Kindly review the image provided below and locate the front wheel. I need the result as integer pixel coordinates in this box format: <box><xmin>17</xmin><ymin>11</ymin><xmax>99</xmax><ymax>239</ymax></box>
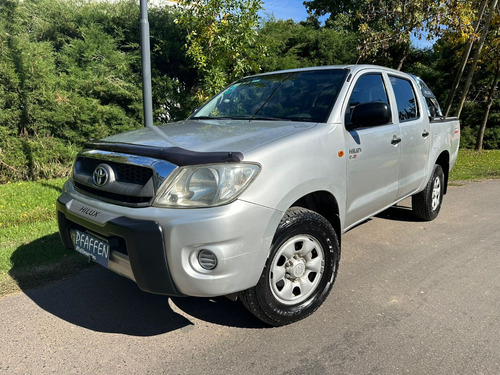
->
<box><xmin>239</xmin><ymin>207</ymin><xmax>340</xmax><ymax>326</ymax></box>
<box><xmin>412</xmin><ymin>164</ymin><xmax>444</xmax><ymax>221</ymax></box>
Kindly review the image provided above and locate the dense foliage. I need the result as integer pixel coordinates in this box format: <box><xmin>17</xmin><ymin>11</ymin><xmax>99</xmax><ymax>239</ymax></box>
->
<box><xmin>176</xmin><ymin>0</ymin><xmax>263</xmax><ymax>101</ymax></box>
<box><xmin>0</xmin><ymin>0</ymin><xmax>196</xmax><ymax>182</ymax></box>
<box><xmin>0</xmin><ymin>0</ymin><xmax>499</xmax><ymax>182</ymax></box>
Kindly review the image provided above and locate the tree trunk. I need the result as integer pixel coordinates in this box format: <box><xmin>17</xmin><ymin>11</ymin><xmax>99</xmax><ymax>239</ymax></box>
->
<box><xmin>397</xmin><ymin>42</ymin><xmax>409</xmax><ymax>71</ymax></box>
<box><xmin>475</xmin><ymin>61</ymin><xmax>500</xmax><ymax>151</ymax></box>
<box><xmin>455</xmin><ymin>0</ymin><xmax>498</xmax><ymax>118</ymax></box>
<box><xmin>444</xmin><ymin>0</ymin><xmax>488</xmax><ymax>116</ymax></box>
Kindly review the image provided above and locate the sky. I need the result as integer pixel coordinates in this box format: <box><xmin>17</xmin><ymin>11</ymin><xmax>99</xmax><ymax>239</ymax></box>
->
<box><xmin>260</xmin><ymin>0</ymin><xmax>309</xmax><ymax>22</ymax></box>
<box><xmin>259</xmin><ymin>0</ymin><xmax>434</xmax><ymax>49</ymax></box>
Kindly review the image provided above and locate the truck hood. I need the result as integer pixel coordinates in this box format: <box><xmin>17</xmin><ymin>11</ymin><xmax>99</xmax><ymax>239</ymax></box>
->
<box><xmin>103</xmin><ymin>119</ymin><xmax>318</xmax><ymax>154</ymax></box>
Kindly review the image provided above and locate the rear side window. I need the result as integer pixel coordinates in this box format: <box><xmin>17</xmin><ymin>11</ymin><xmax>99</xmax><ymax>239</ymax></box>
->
<box><xmin>415</xmin><ymin>76</ymin><xmax>443</xmax><ymax>118</ymax></box>
<box><xmin>346</xmin><ymin>73</ymin><xmax>388</xmax><ymax>126</ymax></box>
<box><xmin>389</xmin><ymin>76</ymin><xmax>418</xmax><ymax>122</ymax></box>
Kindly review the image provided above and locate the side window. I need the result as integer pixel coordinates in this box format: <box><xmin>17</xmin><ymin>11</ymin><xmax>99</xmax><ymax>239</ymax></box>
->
<box><xmin>346</xmin><ymin>74</ymin><xmax>388</xmax><ymax>126</ymax></box>
<box><xmin>389</xmin><ymin>76</ymin><xmax>418</xmax><ymax>121</ymax></box>
<box><xmin>425</xmin><ymin>97</ymin><xmax>440</xmax><ymax>118</ymax></box>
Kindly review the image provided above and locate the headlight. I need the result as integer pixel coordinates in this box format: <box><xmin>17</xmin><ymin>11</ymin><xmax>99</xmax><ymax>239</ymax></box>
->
<box><xmin>153</xmin><ymin>163</ymin><xmax>261</xmax><ymax>208</ymax></box>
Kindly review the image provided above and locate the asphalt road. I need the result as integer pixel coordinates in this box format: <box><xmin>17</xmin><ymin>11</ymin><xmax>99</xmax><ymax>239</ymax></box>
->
<box><xmin>1</xmin><ymin>180</ymin><xmax>499</xmax><ymax>374</ymax></box>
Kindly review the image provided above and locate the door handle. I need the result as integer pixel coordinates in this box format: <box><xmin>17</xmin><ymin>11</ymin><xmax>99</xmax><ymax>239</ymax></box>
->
<box><xmin>391</xmin><ymin>136</ymin><xmax>402</xmax><ymax>145</ymax></box>
<box><xmin>422</xmin><ymin>130</ymin><xmax>429</xmax><ymax>137</ymax></box>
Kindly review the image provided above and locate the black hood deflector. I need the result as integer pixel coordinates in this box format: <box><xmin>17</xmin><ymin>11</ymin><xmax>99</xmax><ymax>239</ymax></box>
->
<box><xmin>85</xmin><ymin>141</ymin><xmax>244</xmax><ymax>166</ymax></box>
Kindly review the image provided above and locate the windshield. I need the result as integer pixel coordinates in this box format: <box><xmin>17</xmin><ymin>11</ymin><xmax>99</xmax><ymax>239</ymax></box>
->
<box><xmin>192</xmin><ymin>69</ymin><xmax>348</xmax><ymax>123</ymax></box>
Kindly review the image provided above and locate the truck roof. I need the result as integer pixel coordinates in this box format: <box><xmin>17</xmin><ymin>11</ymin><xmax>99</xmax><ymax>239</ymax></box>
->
<box><xmin>246</xmin><ymin>64</ymin><xmax>407</xmax><ymax>78</ymax></box>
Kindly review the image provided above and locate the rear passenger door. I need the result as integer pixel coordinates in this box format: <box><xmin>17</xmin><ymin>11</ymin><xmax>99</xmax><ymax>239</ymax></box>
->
<box><xmin>388</xmin><ymin>75</ymin><xmax>431</xmax><ymax>198</ymax></box>
<box><xmin>343</xmin><ymin>72</ymin><xmax>401</xmax><ymax>229</ymax></box>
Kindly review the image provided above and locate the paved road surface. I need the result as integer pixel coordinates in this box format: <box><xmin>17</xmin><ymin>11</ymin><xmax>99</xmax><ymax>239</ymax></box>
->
<box><xmin>1</xmin><ymin>180</ymin><xmax>499</xmax><ymax>374</ymax></box>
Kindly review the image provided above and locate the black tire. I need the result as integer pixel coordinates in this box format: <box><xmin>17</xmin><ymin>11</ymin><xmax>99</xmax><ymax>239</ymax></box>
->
<box><xmin>412</xmin><ymin>164</ymin><xmax>444</xmax><ymax>221</ymax></box>
<box><xmin>239</xmin><ymin>207</ymin><xmax>340</xmax><ymax>326</ymax></box>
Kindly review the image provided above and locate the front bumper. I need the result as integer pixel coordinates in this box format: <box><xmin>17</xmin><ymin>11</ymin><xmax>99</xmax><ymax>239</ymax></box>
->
<box><xmin>57</xmin><ymin>183</ymin><xmax>281</xmax><ymax>297</ymax></box>
<box><xmin>57</xmin><ymin>193</ymin><xmax>180</xmax><ymax>295</ymax></box>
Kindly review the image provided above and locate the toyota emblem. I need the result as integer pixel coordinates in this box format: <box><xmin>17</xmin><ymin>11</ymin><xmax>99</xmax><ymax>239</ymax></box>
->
<box><xmin>93</xmin><ymin>164</ymin><xmax>113</xmax><ymax>187</ymax></box>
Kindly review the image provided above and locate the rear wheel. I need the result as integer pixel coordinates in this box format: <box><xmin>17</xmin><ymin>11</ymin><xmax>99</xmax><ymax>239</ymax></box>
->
<box><xmin>412</xmin><ymin>164</ymin><xmax>444</xmax><ymax>221</ymax></box>
<box><xmin>240</xmin><ymin>207</ymin><xmax>340</xmax><ymax>326</ymax></box>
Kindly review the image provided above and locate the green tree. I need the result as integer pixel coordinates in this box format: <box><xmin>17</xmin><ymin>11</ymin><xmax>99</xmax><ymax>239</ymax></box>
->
<box><xmin>454</xmin><ymin>0</ymin><xmax>498</xmax><ymax>118</ymax></box>
<box><xmin>1</xmin><ymin>0</ymin><xmax>61</xmax><ymax>138</ymax></box>
<box><xmin>256</xmin><ymin>19</ymin><xmax>358</xmax><ymax>71</ymax></box>
<box><xmin>0</xmin><ymin>0</ymin><xmax>68</xmax><ymax>180</ymax></box>
<box><xmin>358</xmin><ymin>0</ymin><xmax>477</xmax><ymax>70</ymax></box>
<box><xmin>176</xmin><ymin>0</ymin><xmax>263</xmax><ymax>102</ymax></box>
<box><xmin>304</xmin><ymin>0</ymin><xmax>365</xmax><ymax>30</ymax></box>
<box><xmin>306</xmin><ymin>0</ymin><xmax>477</xmax><ymax>71</ymax></box>
<box><xmin>0</xmin><ymin>0</ymin><xmax>147</xmax><ymax>181</ymax></box>
<box><xmin>148</xmin><ymin>5</ymin><xmax>199</xmax><ymax>121</ymax></box>
<box><xmin>474</xmin><ymin>12</ymin><xmax>500</xmax><ymax>151</ymax></box>
<box><xmin>444</xmin><ymin>0</ymin><xmax>489</xmax><ymax>116</ymax></box>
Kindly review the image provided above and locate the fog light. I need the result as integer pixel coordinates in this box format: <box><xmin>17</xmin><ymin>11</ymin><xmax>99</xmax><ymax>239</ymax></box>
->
<box><xmin>198</xmin><ymin>249</ymin><xmax>217</xmax><ymax>270</ymax></box>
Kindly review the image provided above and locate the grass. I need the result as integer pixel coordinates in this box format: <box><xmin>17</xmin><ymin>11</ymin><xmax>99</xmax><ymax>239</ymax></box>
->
<box><xmin>0</xmin><ymin>149</ymin><xmax>499</xmax><ymax>298</ymax></box>
<box><xmin>449</xmin><ymin>149</ymin><xmax>500</xmax><ymax>181</ymax></box>
<box><xmin>0</xmin><ymin>178</ymin><xmax>91</xmax><ymax>297</ymax></box>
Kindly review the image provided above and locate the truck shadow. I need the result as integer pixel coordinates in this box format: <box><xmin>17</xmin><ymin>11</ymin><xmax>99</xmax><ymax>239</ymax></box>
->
<box><xmin>11</xmin><ymin>236</ymin><xmax>265</xmax><ymax>336</ymax></box>
<box><xmin>39</xmin><ymin>180</ymin><xmax>63</xmax><ymax>193</ymax></box>
<box><xmin>346</xmin><ymin>203</ymin><xmax>423</xmax><ymax>233</ymax></box>
<box><xmin>11</xmin><ymin>201</ymin><xmax>423</xmax><ymax>336</ymax></box>
<box><xmin>376</xmin><ymin>204</ymin><xmax>424</xmax><ymax>222</ymax></box>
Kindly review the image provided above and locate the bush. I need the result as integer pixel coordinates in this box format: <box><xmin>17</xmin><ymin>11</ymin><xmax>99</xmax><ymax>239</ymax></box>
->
<box><xmin>459</xmin><ymin>126</ymin><xmax>477</xmax><ymax>149</ymax></box>
<box><xmin>459</xmin><ymin>100</ymin><xmax>500</xmax><ymax>150</ymax></box>
<box><xmin>0</xmin><ymin>131</ymin><xmax>78</xmax><ymax>183</ymax></box>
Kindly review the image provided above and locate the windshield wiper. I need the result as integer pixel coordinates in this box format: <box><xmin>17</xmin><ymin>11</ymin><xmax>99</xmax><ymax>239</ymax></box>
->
<box><xmin>284</xmin><ymin>115</ymin><xmax>316</xmax><ymax>122</ymax></box>
<box><xmin>250</xmin><ymin>116</ymin><xmax>285</xmax><ymax>121</ymax></box>
<box><xmin>191</xmin><ymin>116</ymin><xmax>253</xmax><ymax>120</ymax></box>
<box><xmin>191</xmin><ymin>116</ymin><xmax>218</xmax><ymax>120</ymax></box>
<box><xmin>192</xmin><ymin>115</ymin><xmax>287</xmax><ymax>121</ymax></box>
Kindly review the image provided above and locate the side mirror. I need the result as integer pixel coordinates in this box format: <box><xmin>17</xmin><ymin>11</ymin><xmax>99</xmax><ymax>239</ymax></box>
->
<box><xmin>350</xmin><ymin>102</ymin><xmax>391</xmax><ymax>129</ymax></box>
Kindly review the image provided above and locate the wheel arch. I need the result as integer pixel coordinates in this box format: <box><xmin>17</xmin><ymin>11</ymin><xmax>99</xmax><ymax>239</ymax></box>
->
<box><xmin>290</xmin><ymin>191</ymin><xmax>342</xmax><ymax>245</ymax></box>
<box><xmin>435</xmin><ymin>151</ymin><xmax>450</xmax><ymax>194</ymax></box>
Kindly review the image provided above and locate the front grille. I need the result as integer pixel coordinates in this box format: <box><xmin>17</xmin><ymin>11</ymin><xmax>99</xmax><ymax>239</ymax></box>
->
<box><xmin>75</xmin><ymin>157</ymin><xmax>153</xmax><ymax>185</ymax></box>
<box><xmin>73</xmin><ymin>156</ymin><xmax>156</xmax><ymax>207</ymax></box>
<box><xmin>74</xmin><ymin>182</ymin><xmax>153</xmax><ymax>206</ymax></box>
<box><xmin>71</xmin><ymin>149</ymin><xmax>177</xmax><ymax>208</ymax></box>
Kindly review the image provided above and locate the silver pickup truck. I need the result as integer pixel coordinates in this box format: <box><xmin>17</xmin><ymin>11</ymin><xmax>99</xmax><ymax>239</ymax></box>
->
<box><xmin>57</xmin><ymin>65</ymin><xmax>460</xmax><ymax>326</ymax></box>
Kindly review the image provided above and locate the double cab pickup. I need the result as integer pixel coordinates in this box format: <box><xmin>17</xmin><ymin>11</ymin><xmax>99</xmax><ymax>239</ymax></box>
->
<box><xmin>57</xmin><ymin>65</ymin><xmax>460</xmax><ymax>325</ymax></box>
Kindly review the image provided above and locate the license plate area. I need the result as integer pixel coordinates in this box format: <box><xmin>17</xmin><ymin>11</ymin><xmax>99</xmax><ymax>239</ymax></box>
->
<box><xmin>72</xmin><ymin>229</ymin><xmax>110</xmax><ymax>267</ymax></box>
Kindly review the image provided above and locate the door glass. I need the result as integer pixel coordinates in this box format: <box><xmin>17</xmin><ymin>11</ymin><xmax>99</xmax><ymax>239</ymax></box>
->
<box><xmin>346</xmin><ymin>74</ymin><xmax>388</xmax><ymax>126</ymax></box>
<box><xmin>389</xmin><ymin>76</ymin><xmax>419</xmax><ymax>122</ymax></box>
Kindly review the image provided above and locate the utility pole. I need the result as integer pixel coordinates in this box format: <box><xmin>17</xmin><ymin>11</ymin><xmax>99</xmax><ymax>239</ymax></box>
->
<box><xmin>138</xmin><ymin>0</ymin><xmax>179</xmax><ymax>145</ymax></box>
<box><xmin>140</xmin><ymin>0</ymin><xmax>154</xmax><ymax>128</ymax></box>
